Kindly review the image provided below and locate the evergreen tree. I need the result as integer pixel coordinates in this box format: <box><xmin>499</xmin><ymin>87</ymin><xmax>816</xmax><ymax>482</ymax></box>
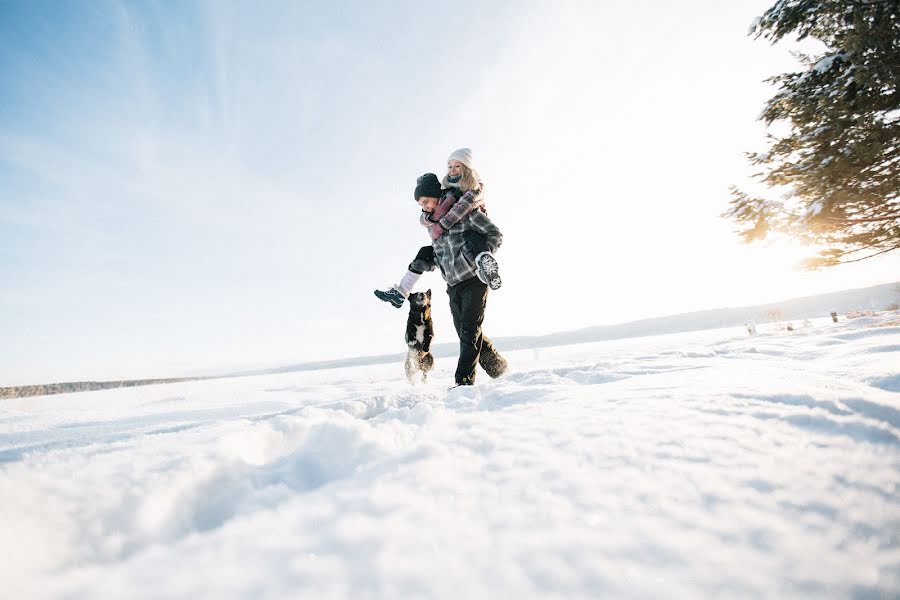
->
<box><xmin>725</xmin><ymin>0</ymin><xmax>900</xmax><ymax>268</ymax></box>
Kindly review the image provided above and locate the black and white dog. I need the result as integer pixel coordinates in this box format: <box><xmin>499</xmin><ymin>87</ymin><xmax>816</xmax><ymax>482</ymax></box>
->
<box><xmin>405</xmin><ymin>290</ymin><xmax>434</xmax><ymax>384</ymax></box>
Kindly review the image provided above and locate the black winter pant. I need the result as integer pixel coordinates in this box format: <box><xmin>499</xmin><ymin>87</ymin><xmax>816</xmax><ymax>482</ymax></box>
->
<box><xmin>447</xmin><ymin>276</ymin><xmax>506</xmax><ymax>385</ymax></box>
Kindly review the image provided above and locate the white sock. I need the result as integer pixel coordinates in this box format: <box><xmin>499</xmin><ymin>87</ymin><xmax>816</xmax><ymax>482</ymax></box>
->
<box><xmin>396</xmin><ymin>270</ymin><xmax>421</xmax><ymax>297</ymax></box>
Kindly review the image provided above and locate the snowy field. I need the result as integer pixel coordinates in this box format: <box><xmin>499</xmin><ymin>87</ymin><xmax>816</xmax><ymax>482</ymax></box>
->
<box><xmin>2</xmin><ymin>314</ymin><xmax>899</xmax><ymax>599</ymax></box>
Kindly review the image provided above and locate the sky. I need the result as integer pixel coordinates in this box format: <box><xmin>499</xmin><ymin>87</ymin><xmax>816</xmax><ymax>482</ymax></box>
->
<box><xmin>2</xmin><ymin>0</ymin><xmax>899</xmax><ymax>385</ymax></box>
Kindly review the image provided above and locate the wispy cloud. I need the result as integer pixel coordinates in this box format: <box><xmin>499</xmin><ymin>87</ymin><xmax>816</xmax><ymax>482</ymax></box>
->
<box><xmin>2</xmin><ymin>1</ymin><xmax>898</xmax><ymax>384</ymax></box>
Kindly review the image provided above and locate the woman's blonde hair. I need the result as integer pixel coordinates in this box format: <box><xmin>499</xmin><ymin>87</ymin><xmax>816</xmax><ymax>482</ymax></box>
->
<box><xmin>455</xmin><ymin>163</ymin><xmax>482</xmax><ymax>193</ymax></box>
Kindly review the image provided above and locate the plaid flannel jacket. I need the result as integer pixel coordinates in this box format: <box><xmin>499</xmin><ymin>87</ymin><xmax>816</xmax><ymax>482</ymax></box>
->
<box><xmin>419</xmin><ymin>186</ymin><xmax>486</xmax><ymax>231</ymax></box>
<box><xmin>432</xmin><ymin>210</ymin><xmax>502</xmax><ymax>287</ymax></box>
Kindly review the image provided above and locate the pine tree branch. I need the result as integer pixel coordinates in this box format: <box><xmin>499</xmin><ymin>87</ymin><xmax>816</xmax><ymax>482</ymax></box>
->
<box><xmin>832</xmin><ymin>244</ymin><xmax>900</xmax><ymax>265</ymax></box>
<box><xmin>823</xmin><ymin>213</ymin><xmax>900</xmax><ymax>223</ymax></box>
<box><xmin>838</xmin><ymin>245</ymin><xmax>879</xmax><ymax>257</ymax></box>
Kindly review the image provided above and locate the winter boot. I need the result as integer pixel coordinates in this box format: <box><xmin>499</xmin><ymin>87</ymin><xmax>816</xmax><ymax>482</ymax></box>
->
<box><xmin>481</xmin><ymin>352</ymin><xmax>508</xmax><ymax>379</ymax></box>
<box><xmin>475</xmin><ymin>252</ymin><xmax>501</xmax><ymax>290</ymax></box>
<box><xmin>374</xmin><ymin>287</ymin><xmax>405</xmax><ymax>308</ymax></box>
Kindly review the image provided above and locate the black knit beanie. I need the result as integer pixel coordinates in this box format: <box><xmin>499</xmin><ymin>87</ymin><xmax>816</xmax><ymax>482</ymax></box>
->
<box><xmin>414</xmin><ymin>173</ymin><xmax>442</xmax><ymax>201</ymax></box>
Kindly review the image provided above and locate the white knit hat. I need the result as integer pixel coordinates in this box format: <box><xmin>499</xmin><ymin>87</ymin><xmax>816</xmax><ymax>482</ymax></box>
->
<box><xmin>447</xmin><ymin>147</ymin><xmax>474</xmax><ymax>169</ymax></box>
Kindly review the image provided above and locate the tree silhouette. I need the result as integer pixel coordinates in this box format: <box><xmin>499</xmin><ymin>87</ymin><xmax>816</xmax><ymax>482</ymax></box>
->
<box><xmin>725</xmin><ymin>0</ymin><xmax>900</xmax><ymax>268</ymax></box>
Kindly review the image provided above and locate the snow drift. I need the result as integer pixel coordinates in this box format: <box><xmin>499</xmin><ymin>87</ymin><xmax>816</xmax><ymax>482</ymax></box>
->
<box><xmin>1</xmin><ymin>314</ymin><xmax>898</xmax><ymax>599</ymax></box>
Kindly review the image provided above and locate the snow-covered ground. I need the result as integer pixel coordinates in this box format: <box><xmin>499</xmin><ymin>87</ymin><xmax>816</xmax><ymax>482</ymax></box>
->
<box><xmin>2</xmin><ymin>314</ymin><xmax>899</xmax><ymax>599</ymax></box>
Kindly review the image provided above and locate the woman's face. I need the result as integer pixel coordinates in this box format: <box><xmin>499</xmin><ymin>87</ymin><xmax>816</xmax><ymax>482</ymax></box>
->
<box><xmin>418</xmin><ymin>196</ymin><xmax>439</xmax><ymax>212</ymax></box>
<box><xmin>447</xmin><ymin>160</ymin><xmax>464</xmax><ymax>179</ymax></box>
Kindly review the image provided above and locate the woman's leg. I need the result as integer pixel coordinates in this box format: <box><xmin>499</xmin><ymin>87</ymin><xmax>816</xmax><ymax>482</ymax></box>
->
<box><xmin>463</xmin><ymin>232</ymin><xmax>490</xmax><ymax>258</ymax></box>
<box><xmin>408</xmin><ymin>245</ymin><xmax>436</xmax><ymax>275</ymax></box>
<box><xmin>464</xmin><ymin>233</ymin><xmax>501</xmax><ymax>290</ymax></box>
<box><xmin>397</xmin><ymin>246</ymin><xmax>436</xmax><ymax>296</ymax></box>
<box><xmin>375</xmin><ymin>246</ymin><xmax>436</xmax><ymax>307</ymax></box>
<box><xmin>395</xmin><ymin>270</ymin><xmax>420</xmax><ymax>297</ymax></box>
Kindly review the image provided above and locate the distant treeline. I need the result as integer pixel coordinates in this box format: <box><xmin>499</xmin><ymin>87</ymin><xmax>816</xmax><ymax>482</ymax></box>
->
<box><xmin>4</xmin><ymin>281</ymin><xmax>897</xmax><ymax>401</ymax></box>
<box><xmin>0</xmin><ymin>378</ymin><xmax>202</xmax><ymax>400</ymax></box>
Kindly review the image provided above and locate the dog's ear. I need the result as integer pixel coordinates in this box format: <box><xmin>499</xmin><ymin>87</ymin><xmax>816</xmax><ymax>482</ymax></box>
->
<box><xmin>426</xmin><ymin>289</ymin><xmax>432</xmax><ymax>298</ymax></box>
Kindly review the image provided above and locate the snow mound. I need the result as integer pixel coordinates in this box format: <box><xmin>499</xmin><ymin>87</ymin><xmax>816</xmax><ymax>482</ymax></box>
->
<box><xmin>1</xmin><ymin>315</ymin><xmax>898</xmax><ymax>599</ymax></box>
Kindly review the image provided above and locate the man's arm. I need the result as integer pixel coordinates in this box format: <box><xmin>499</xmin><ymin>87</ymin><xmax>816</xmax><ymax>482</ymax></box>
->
<box><xmin>467</xmin><ymin>210</ymin><xmax>502</xmax><ymax>253</ymax></box>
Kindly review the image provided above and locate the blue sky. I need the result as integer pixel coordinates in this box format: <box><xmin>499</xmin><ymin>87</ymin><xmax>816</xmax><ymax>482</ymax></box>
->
<box><xmin>2</xmin><ymin>0</ymin><xmax>898</xmax><ymax>385</ymax></box>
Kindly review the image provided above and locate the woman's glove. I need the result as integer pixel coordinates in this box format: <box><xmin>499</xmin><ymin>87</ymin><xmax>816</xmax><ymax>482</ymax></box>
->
<box><xmin>429</xmin><ymin>223</ymin><xmax>446</xmax><ymax>240</ymax></box>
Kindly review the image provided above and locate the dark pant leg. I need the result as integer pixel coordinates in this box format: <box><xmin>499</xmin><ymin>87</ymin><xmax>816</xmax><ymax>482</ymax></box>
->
<box><xmin>478</xmin><ymin>335</ymin><xmax>507</xmax><ymax>378</ymax></box>
<box><xmin>463</xmin><ymin>232</ymin><xmax>490</xmax><ymax>260</ymax></box>
<box><xmin>408</xmin><ymin>245</ymin><xmax>436</xmax><ymax>275</ymax></box>
<box><xmin>448</xmin><ymin>281</ymin><xmax>466</xmax><ymax>357</ymax></box>
<box><xmin>447</xmin><ymin>277</ymin><xmax>489</xmax><ymax>385</ymax></box>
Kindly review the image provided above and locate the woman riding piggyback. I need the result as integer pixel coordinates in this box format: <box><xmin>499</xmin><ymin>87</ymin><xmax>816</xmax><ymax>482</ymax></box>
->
<box><xmin>374</xmin><ymin>148</ymin><xmax>502</xmax><ymax>308</ymax></box>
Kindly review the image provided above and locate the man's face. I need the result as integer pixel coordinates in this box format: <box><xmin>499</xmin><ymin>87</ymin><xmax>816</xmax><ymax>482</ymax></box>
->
<box><xmin>447</xmin><ymin>160</ymin><xmax>464</xmax><ymax>178</ymax></box>
<box><xmin>418</xmin><ymin>196</ymin><xmax>439</xmax><ymax>212</ymax></box>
